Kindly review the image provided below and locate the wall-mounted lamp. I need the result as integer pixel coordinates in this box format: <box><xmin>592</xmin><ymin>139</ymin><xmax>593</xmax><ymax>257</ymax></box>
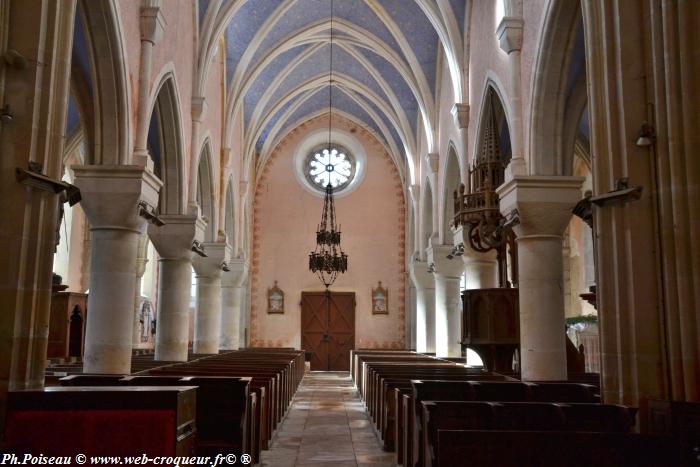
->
<box><xmin>447</xmin><ymin>243</ymin><xmax>465</xmax><ymax>260</ymax></box>
<box><xmin>191</xmin><ymin>240</ymin><xmax>207</xmax><ymax>257</ymax></box>
<box><xmin>3</xmin><ymin>49</ymin><xmax>28</xmax><ymax>69</ymax></box>
<box><xmin>1</xmin><ymin>105</ymin><xmax>13</xmax><ymax>123</ymax></box>
<box><xmin>636</xmin><ymin>121</ymin><xmax>656</xmax><ymax>147</ymax></box>
<box><xmin>138</xmin><ymin>201</ymin><xmax>165</xmax><ymax>226</ymax></box>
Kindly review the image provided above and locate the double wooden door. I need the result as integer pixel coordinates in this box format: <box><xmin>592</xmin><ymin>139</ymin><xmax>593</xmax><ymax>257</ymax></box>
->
<box><xmin>301</xmin><ymin>292</ymin><xmax>355</xmax><ymax>371</ymax></box>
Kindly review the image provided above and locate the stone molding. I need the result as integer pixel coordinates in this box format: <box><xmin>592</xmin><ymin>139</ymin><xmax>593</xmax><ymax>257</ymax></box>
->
<box><xmin>409</xmin><ymin>259</ymin><xmax>435</xmax><ymax>290</ymax></box>
<box><xmin>497</xmin><ymin>175</ymin><xmax>585</xmax><ymax>237</ymax></box>
<box><xmin>426</xmin><ymin>152</ymin><xmax>440</xmax><ymax>174</ymax></box>
<box><xmin>496</xmin><ymin>16</ymin><xmax>524</xmax><ymax>54</ymax></box>
<box><xmin>427</xmin><ymin>244</ymin><xmax>465</xmax><ymax>278</ymax></box>
<box><xmin>140</xmin><ymin>5</ymin><xmax>166</xmax><ymax>44</ymax></box>
<box><xmin>451</xmin><ymin>103</ymin><xmax>470</xmax><ymax>129</ymax></box>
<box><xmin>148</xmin><ymin>214</ymin><xmax>206</xmax><ymax>260</ymax></box>
<box><xmin>221</xmin><ymin>258</ymin><xmax>249</xmax><ymax>287</ymax></box>
<box><xmin>72</xmin><ymin>165</ymin><xmax>162</xmax><ymax>232</ymax></box>
<box><xmin>193</xmin><ymin>241</ymin><xmax>231</xmax><ymax>277</ymax></box>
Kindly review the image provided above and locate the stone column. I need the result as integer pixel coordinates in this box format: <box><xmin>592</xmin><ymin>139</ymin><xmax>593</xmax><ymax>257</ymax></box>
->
<box><xmin>220</xmin><ymin>259</ymin><xmax>248</xmax><ymax>350</ymax></box>
<box><xmin>133</xmin><ymin>2</ymin><xmax>165</xmax><ymax>160</ymax></box>
<box><xmin>148</xmin><ymin>214</ymin><xmax>205</xmax><ymax>361</ymax></box>
<box><xmin>498</xmin><ymin>175</ymin><xmax>584</xmax><ymax>381</ymax></box>
<box><xmin>0</xmin><ymin>0</ymin><xmax>76</xmax><ymax>435</ymax></box>
<box><xmin>451</xmin><ymin>103</ymin><xmax>470</xmax><ymax>188</ymax></box>
<box><xmin>410</xmin><ymin>259</ymin><xmax>436</xmax><ymax>353</ymax></box>
<box><xmin>583</xmin><ymin>0</ymin><xmax>700</xmax><ymax>405</ymax></box>
<box><xmin>453</xmin><ymin>226</ymin><xmax>499</xmax><ymax>289</ymax></box>
<box><xmin>496</xmin><ymin>15</ymin><xmax>527</xmax><ymax>178</ymax></box>
<box><xmin>192</xmin><ymin>242</ymin><xmax>230</xmax><ymax>354</ymax></box>
<box><xmin>73</xmin><ymin>165</ymin><xmax>162</xmax><ymax>374</ymax></box>
<box><xmin>428</xmin><ymin>244</ymin><xmax>466</xmax><ymax>357</ymax></box>
<box><xmin>132</xmin><ymin>234</ymin><xmax>149</xmax><ymax>347</ymax></box>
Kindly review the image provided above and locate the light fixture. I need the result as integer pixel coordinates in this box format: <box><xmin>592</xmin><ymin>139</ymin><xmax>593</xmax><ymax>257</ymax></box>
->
<box><xmin>1</xmin><ymin>105</ymin><xmax>13</xmax><ymax>123</ymax></box>
<box><xmin>308</xmin><ymin>0</ymin><xmax>348</xmax><ymax>289</ymax></box>
<box><xmin>636</xmin><ymin>121</ymin><xmax>656</xmax><ymax>147</ymax></box>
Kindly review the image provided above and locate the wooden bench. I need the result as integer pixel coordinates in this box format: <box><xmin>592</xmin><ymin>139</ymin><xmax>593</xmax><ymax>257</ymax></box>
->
<box><xmin>436</xmin><ymin>430</ymin><xmax>677</xmax><ymax>467</ymax></box>
<box><xmin>141</xmin><ymin>349</ymin><xmax>303</xmax><ymax>462</ymax></box>
<box><xmin>410</xmin><ymin>380</ymin><xmax>600</xmax><ymax>467</ymax></box>
<box><xmin>3</xmin><ymin>386</ymin><xmax>197</xmax><ymax>456</ymax></box>
<box><xmin>421</xmin><ymin>401</ymin><xmax>637</xmax><ymax>467</ymax></box>
<box><xmin>60</xmin><ymin>375</ymin><xmax>251</xmax><ymax>456</ymax></box>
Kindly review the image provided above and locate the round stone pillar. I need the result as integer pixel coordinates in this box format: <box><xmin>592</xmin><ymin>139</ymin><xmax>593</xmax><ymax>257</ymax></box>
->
<box><xmin>192</xmin><ymin>242</ymin><xmax>230</xmax><ymax>354</ymax></box>
<box><xmin>410</xmin><ymin>260</ymin><xmax>436</xmax><ymax>353</ymax></box>
<box><xmin>155</xmin><ymin>258</ymin><xmax>192</xmax><ymax>360</ymax></box>
<box><xmin>517</xmin><ymin>234</ymin><xmax>567</xmax><ymax>380</ymax></box>
<box><xmin>454</xmin><ymin>226</ymin><xmax>499</xmax><ymax>289</ymax></box>
<box><xmin>220</xmin><ymin>260</ymin><xmax>248</xmax><ymax>350</ymax></box>
<box><xmin>73</xmin><ymin>165</ymin><xmax>162</xmax><ymax>374</ymax></box>
<box><xmin>497</xmin><ymin>175</ymin><xmax>585</xmax><ymax>381</ymax></box>
<box><xmin>194</xmin><ymin>275</ymin><xmax>222</xmax><ymax>354</ymax></box>
<box><xmin>428</xmin><ymin>244</ymin><xmax>466</xmax><ymax>357</ymax></box>
<box><xmin>132</xmin><ymin>234</ymin><xmax>149</xmax><ymax>347</ymax></box>
<box><xmin>148</xmin><ymin>214</ymin><xmax>206</xmax><ymax>361</ymax></box>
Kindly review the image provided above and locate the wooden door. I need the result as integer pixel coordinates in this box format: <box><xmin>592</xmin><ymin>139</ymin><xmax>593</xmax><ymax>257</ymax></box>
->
<box><xmin>301</xmin><ymin>292</ymin><xmax>355</xmax><ymax>371</ymax></box>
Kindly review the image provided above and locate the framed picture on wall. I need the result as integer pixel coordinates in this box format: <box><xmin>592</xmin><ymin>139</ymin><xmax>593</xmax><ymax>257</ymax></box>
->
<box><xmin>372</xmin><ymin>281</ymin><xmax>388</xmax><ymax>314</ymax></box>
<box><xmin>267</xmin><ymin>281</ymin><xmax>284</xmax><ymax>314</ymax></box>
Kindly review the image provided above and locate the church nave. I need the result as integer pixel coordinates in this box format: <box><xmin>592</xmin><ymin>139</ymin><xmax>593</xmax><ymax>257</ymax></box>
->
<box><xmin>261</xmin><ymin>372</ymin><xmax>393</xmax><ymax>467</ymax></box>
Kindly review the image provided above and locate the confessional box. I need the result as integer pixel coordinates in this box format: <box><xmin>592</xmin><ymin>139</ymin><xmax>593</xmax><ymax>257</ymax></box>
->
<box><xmin>3</xmin><ymin>386</ymin><xmax>197</xmax><ymax>456</ymax></box>
<box><xmin>48</xmin><ymin>292</ymin><xmax>88</xmax><ymax>359</ymax></box>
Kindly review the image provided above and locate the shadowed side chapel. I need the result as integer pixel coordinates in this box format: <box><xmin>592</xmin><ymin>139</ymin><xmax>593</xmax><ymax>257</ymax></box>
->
<box><xmin>0</xmin><ymin>0</ymin><xmax>698</xmax><ymax>466</ymax></box>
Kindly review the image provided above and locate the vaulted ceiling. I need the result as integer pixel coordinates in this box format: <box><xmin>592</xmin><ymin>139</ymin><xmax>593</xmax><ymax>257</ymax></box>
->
<box><xmin>198</xmin><ymin>0</ymin><xmax>468</xmax><ymax>183</ymax></box>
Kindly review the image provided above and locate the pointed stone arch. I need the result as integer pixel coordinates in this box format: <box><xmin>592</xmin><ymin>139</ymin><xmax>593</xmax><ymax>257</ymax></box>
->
<box><xmin>224</xmin><ymin>179</ymin><xmax>236</xmax><ymax>250</ymax></box>
<box><xmin>197</xmin><ymin>140</ymin><xmax>216</xmax><ymax>242</ymax></box>
<box><xmin>441</xmin><ymin>142</ymin><xmax>462</xmax><ymax>244</ymax></box>
<box><xmin>473</xmin><ymin>82</ymin><xmax>513</xmax><ymax>170</ymax></box>
<box><xmin>77</xmin><ymin>0</ymin><xmax>131</xmax><ymax>165</ymax></box>
<box><xmin>529</xmin><ymin>0</ymin><xmax>585</xmax><ymax>175</ymax></box>
<box><xmin>421</xmin><ymin>176</ymin><xmax>435</xmax><ymax>258</ymax></box>
<box><xmin>146</xmin><ymin>72</ymin><xmax>185</xmax><ymax>215</ymax></box>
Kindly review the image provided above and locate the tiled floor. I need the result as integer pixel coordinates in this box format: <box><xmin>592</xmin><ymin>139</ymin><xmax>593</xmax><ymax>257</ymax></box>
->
<box><xmin>260</xmin><ymin>372</ymin><xmax>395</xmax><ymax>467</ymax></box>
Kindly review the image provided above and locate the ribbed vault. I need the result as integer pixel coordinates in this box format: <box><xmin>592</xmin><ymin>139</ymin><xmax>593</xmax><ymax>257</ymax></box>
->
<box><xmin>196</xmin><ymin>0</ymin><xmax>468</xmax><ymax>185</ymax></box>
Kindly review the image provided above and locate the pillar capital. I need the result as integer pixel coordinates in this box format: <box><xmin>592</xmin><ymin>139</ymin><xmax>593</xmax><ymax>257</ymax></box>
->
<box><xmin>409</xmin><ymin>259</ymin><xmax>434</xmax><ymax>290</ymax></box>
<box><xmin>496</xmin><ymin>16</ymin><xmax>524</xmax><ymax>54</ymax></box>
<box><xmin>451</xmin><ymin>103</ymin><xmax>470</xmax><ymax>129</ymax></box>
<box><xmin>425</xmin><ymin>153</ymin><xmax>440</xmax><ymax>174</ymax></box>
<box><xmin>497</xmin><ymin>175</ymin><xmax>584</xmax><ymax>237</ymax></box>
<box><xmin>192</xmin><ymin>241</ymin><xmax>231</xmax><ymax>277</ymax></box>
<box><xmin>221</xmin><ymin>258</ymin><xmax>249</xmax><ymax>287</ymax></box>
<box><xmin>191</xmin><ymin>96</ymin><xmax>208</xmax><ymax>122</ymax></box>
<box><xmin>148</xmin><ymin>214</ymin><xmax>206</xmax><ymax>260</ymax></box>
<box><xmin>140</xmin><ymin>5</ymin><xmax>166</xmax><ymax>44</ymax></box>
<box><xmin>427</xmin><ymin>244</ymin><xmax>465</xmax><ymax>278</ymax></box>
<box><xmin>72</xmin><ymin>165</ymin><xmax>162</xmax><ymax>232</ymax></box>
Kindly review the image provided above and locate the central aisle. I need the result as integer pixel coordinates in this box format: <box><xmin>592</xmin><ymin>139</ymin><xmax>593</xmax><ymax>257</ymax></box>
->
<box><xmin>260</xmin><ymin>372</ymin><xmax>395</xmax><ymax>467</ymax></box>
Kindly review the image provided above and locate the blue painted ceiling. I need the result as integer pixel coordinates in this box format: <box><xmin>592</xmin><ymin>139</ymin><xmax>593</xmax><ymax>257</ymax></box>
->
<box><xmin>203</xmin><ymin>0</ymin><xmax>455</xmax><ymax>160</ymax></box>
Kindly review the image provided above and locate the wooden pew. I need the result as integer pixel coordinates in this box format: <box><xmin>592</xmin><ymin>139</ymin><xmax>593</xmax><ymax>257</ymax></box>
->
<box><xmin>410</xmin><ymin>380</ymin><xmax>600</xmax><ymax>467</ymax></box>
<box><xmin>140</xmin><ymin>348</ymin><xmax>304</xmax><ymax>459</ymax></box>
<box><xmin>421</xmin><ymin>401</ymin><xmax>637</xmax><ymax>467</ymax></box>
<box><xmin>3</xmin><ymin>386</ymin><xmax>197</xmax><ymax>456</ymax></box>
<box><xmin>58</xmin><ymin>374</ymin><xmax>252</xmax><ymax>457</ymax></box>
<box><xmin>436</xmin><ymin>430</ymin><xmax>678</xmax><ymax>467</ymax></box>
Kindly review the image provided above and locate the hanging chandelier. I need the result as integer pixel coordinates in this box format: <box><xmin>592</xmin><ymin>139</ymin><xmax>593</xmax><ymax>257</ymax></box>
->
<box><xmin>308</xmin><ymin>0</ymin><xmax>348</xmax><ymax>289</ymax></box>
